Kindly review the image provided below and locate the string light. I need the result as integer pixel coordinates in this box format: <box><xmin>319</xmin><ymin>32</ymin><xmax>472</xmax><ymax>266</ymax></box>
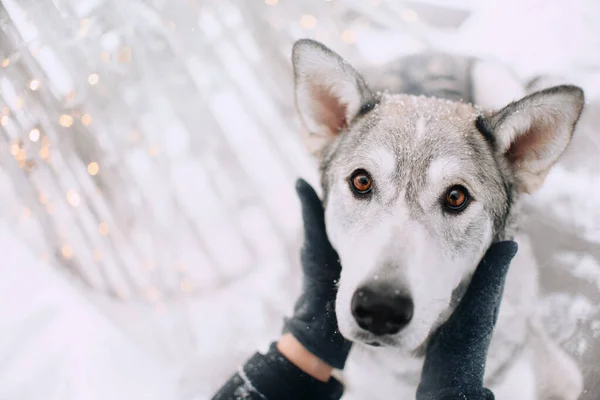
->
<box><xmin>60</xmin><ymin>244</ymin><xmax>73</xmax><ymax>259</ymax></box>
<box><xmin>65</xmin><ymin>90</ymin><xmax>77</xmax><ymax>101</ymax></box>
<box><xmin>401</xmin><ymin>8</ymin><xmax>419</xmax><ymax>23</ymax></box>
<box><xmin>24</xmin><ymin>159</ymin><xmax>36</xmax><ymax>171</ymax></box>
<box><xmin>185</xmin><ymin>0</ymin><xmax>199</xmax><ymax>9</ymax></box>
<box><xmin>92</xmin><ymin>249</ymin><xmax>103</xmax><ymax>262</ymax></box>
<box><xmin>341</xmin><ymin>29</ymin><xmax>356</xmax><ymax>43</ymax></box>
<box><xmin>128</xmin><ymin>130</ymin><xmax>140</xmax><ymax>143</ymax></box>
<box><xmin>168</xmin><ymin>21</ymin><xmax>176</xmax><ymax>31</ymax></box>
<box><xmin>87</xmin><ymin>161</ymin><xmax>99</xmax><ymax>175</ymax></box>
<box><xmin>15</xmin><ymin>97</ymin><xmax>24</xmax><ymax>109</ymax></box>
<box><xmin>143</xmin><ymin>260</ymin><xmax>155</xmax><ymax>271</ymax></box>
<box><xmin>98</xmin><ymin>222</ymin><xmax>109</xmax><ymax>236</ymax></box>
<box><xmin>115</xmin><ymin>287</ymin><xmax>129</xmax><ymax>300</ymax></box>
<box><xmin>15</xmin><ymin>149</ymin><xmax>26</xmax><ymax>161</ymax></box>
<box><xmin>29</xmin><ymin>128</ymin><xmax>40</xmax><ymax>142</ymax></box>
<box><xmin>2</xmin><ymin>107</ymin><xmax>9</xmax><ymax>116</ymax></box>
<box><xmin>46</xmin><ymin>203</ymin><xmax>55</xmax><ymax>214</ymax></box>
<box><xmin>180</xmin><ymin>277</ymin><xmax>194</xmax><ymax>293</ymax></box>
<box><xmin>148</xmin><ymin>145</ymin><xmax>160</xmax><ymax>157</ymax></box>
<box><xmin>59</xmin><ymin>114</ymin><xmax>74</xmax><ymax>127</ymax></box>
<box><xmin>117</xmin><ymin>47</ymin><xmax>131</xmax><ymax>63</ymax></box>
<box><xmin>300</xmin><ymin>14</ymin><xmax>317</xmax><ymax>29</ymax></box>
<box><xmin>29</xmin><ymin>79</ymin><xmax>41</xmax><ymax>90</ymax></box>
<box><xmin>88</xmin><ymin>73</ymin><xmax>99</xmax><ymax>85</ymax></box>
<box><xmin>144</xmin><ymin>286</ymin><xmax>162</xmax><ymax>302</ymax></box>
<box><xmin>66</xmin><ymin>189</ymin><xmax>81</xmax><ymax>206</ymax></box>
<box><xmin>0</xmin><ymin>1</ymin><xmax>415</xmax><ymax>304</ymax></box>
<box><xmin>81</xmin><ymin>113</ymin><xmax>92</xmax><ymax>125</ymax></box>
<box><xmin>39</xmin><ymin>146</ymin><xmax>50</xmax><ymax>159</ymax></box>
<box><xmin>22</xmin><ymin>207</ymin><xmax>31</xmax><ymax>219</ymax></box>
<box><xmin>173</xmin><ymin>261</ymin><xmax>186</xmax><ymax>272</ymax></box>
<box><xmin>79</xmin><ymin>19</ymin><xmax>90</xmax><ymax>37</ymax></box>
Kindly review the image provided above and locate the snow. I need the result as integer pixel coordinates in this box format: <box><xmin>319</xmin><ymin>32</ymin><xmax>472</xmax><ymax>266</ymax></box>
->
<box><xmin>0</xmin><ymin>225</ymin><xmax>179</xmax><ymax>400</ymax></box>
<box><xmin>2</xmin><ymin>0</ymin><xmax>600</xmax><ymax>399</ymax></box>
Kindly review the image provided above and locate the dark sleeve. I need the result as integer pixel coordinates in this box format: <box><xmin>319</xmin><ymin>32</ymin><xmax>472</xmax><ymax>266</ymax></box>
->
<box><xmin>418</xmin><ymin>387</ymin><xmax>495</xmax><ymax>400</ymax></box>
<box><xmin>211</xmin><ymin>342</ymin><xmax>344</xmax><ymax>400</ymax></box>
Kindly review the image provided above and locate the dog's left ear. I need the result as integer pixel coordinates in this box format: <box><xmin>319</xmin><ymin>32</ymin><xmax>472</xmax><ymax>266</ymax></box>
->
<box><xmin>292</xmin><ymin>39</ymin><xmax>376</xmax><ymax>156</ymax></box>
<box><xmin>479</xmin><ymin>85</ymin><xmax>584</xmax><ymax>193</ymax></box>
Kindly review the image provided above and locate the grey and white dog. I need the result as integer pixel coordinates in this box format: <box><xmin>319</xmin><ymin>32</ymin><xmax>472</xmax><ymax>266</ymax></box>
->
<box><xmin>291</xmin><ymin>39</ymin><xmax>585</xmax><ymax>400</ymax></box>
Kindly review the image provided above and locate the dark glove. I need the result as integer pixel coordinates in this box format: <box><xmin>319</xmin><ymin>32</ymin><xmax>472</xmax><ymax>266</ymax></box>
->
<box><xmin>282</xmin><ymin>179</ymin><xmax>352</xmax><ymax>370</ymax></box>
<box><xmin>417</xmin><ymin>241</ymin><xmax>519</xmax><ymax>400</ymax></box>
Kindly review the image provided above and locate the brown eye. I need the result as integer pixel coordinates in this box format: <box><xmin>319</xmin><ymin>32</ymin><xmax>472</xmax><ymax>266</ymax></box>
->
<box><xmin>444</xmin><ymin>185</ymin><xmax>470</xmax><ymax>212</ymax></box>
<box><xmin>350</xmin><ymin>170</ymin><xmax>372</xmax><ymax>194</ymax></box>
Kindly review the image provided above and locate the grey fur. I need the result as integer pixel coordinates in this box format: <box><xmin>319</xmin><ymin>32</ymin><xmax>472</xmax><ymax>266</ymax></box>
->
<box><xmin>292</xmin><ymin>39</ymin><xmax>585</xmax><ymax>400</ymax></box>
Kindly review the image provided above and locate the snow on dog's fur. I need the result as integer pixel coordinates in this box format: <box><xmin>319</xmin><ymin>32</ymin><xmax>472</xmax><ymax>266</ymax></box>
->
<box><xmin>292</xmin><ymin>39</ymin><xmax>585</xmax><ymax>400</ymax></box>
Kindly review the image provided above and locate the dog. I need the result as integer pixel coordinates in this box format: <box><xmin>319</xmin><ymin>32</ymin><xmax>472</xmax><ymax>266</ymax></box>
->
<box><xmin>291</xmin><ymin>39</ymin><xmax>585</xmax><ymax>400</ymax></box>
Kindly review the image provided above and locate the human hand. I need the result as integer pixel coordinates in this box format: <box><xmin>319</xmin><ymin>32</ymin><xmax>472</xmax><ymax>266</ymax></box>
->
<box><xmin>417</xmin><ymin>241</ymin><xmax>518</xmax><ymax>399</ymax></box>
<box><xmin>280</xmin><ymin>179</ymin><xmax>352</xmax><ymax>375</ymax></box>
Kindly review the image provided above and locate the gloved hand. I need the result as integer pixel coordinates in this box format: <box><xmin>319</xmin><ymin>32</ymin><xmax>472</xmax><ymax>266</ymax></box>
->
<box><xmin>282</xmin><ymin>179</ymin><xmax>352</xmax><ymax>370</ymax></box>
<box><xmin>417</xmin><ymin>241</ymin><xmax>519</xmax><ymax>400</ymax></box>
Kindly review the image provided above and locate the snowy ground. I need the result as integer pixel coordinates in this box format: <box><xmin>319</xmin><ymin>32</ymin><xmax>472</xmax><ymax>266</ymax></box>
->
<box><xmin>1</xmin><ymin>0</ymin><xmax>600</xmax><ymax>399</ymax></box>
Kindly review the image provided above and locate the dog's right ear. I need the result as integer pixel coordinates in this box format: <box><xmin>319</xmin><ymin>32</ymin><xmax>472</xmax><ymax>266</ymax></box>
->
<box><xmin>478</xmin><ymin>85</ymin><xmax>584</xmax><ymax>194</ymax></box>
<box><xmin>292</xmin><ymin>39</ymin><xmax>376</xmax><ymax>156</ymax></box>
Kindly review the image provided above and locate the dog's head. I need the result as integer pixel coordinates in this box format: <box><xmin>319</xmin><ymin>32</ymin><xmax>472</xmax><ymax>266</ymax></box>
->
<box><xmin>292</xmin><ymin>39</ymin><xmax>584</xmax><ymax>352</ymax></box>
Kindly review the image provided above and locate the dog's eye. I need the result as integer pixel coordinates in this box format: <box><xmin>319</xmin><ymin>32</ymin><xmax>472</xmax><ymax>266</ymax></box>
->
<box><xmin>350</xmin><ymin>170</ymin><xmax>372</xmax><ymax>194</ymax></box>
<box><xmin>443</xmin><ymin>185</ymin><xmax>470</xmax><ymax>212</ymax></box>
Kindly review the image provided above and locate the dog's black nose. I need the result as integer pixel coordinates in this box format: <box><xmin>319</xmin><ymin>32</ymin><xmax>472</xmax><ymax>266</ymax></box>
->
<box><xmin>351</xmin><ymin>285</ymin><xmax>414</xmax><ymax>336</ymax></box>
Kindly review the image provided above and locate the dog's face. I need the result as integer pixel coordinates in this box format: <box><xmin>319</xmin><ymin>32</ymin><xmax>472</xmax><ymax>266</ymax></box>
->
<box><xmin>292</xmin><ymin>39</ymin><xmax>584</xmax><ymax>353</ymax></box>
<box><xmin>318</xmin><ymin>96</ymin><xmax>508</xmax><ymax>351</ymax></box>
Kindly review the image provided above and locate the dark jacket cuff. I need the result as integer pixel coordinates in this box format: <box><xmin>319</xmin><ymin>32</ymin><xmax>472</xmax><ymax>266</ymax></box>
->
<box><xmin>418</xmin><ymin>387</ymin><xmax>495</xmax><ymax>400</ymax></box>
<box><xmin>213</xmin><ymin>342</ymin><xmax>344</xmax><ymax>400</ymax></box>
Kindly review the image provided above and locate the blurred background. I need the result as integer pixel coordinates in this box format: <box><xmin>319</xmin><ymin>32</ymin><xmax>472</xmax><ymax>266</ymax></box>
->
<box><xmin>0</xmin><ymin>0</ymin><xmax>599</xmax><ymax>399</ymax></box>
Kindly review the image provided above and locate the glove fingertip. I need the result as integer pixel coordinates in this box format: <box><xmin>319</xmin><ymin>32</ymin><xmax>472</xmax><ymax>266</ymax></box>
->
<box><xmin>296</xmin><ymin>178</ymin><xmax>326</xmax><ymax>224</ymax></box>
<box><xmin>487</xmin><ymin>241</ymin><xmax>518</xmax><ymax>268</ymax></box>
<box><xmin>295</xmin><ymin>178</ymin><xmax>311</xmax><ymax>193</ymax></box>
<box><xmin>493</xmin><ymin>240</ymin><xmax>518</xmax><ymax>257</ymax></box>
<box><xmin>296</xmin><ymin>178</ymin><xmax>320</xmax><ymax>204</ymax></box>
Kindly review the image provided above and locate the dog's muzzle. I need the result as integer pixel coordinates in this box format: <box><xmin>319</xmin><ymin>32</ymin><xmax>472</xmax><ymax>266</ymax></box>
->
<box><xmin>351</xmin><ymin>284</ymin><xmax>414</xmax><ymax>336</ymax></box>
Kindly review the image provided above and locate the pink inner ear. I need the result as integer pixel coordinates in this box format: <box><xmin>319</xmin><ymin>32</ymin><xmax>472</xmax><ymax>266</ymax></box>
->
<box><xmin>313</xmin><ymin>86</ymin><xmax>348</xmax><ymax>135</ymax></box>
<box><xmin>507</xmin><ymin>126</ymin><xmax>544</xmax><ymax>164</ymax></box>
<box><xmin>506</xmin><ymin>117</ymin><xmax>561</xmax><ymax>173</ymax></box>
